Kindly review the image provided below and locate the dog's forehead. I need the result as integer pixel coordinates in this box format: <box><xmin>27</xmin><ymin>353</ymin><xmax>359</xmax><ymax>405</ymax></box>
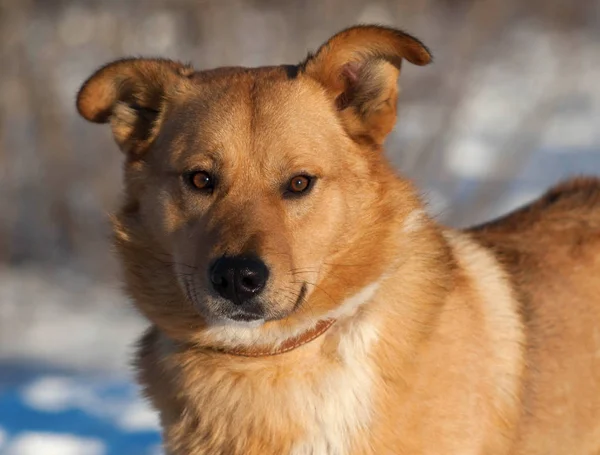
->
<box><xmin>179</xmin><ymin>65</ymin><xmax>335</xmax><ymax>125</ymax></box>
<box><xmin>162</xmin><ymin>66</ymin><xmax>343</xmax><ymax>165</ymax></box>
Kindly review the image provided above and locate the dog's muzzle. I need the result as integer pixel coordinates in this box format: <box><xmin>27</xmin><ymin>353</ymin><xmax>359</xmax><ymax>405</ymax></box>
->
<box><xmin>209</xmin><ymin>255</ymin><xmax>269</xmax><ymax>321</ymax></box>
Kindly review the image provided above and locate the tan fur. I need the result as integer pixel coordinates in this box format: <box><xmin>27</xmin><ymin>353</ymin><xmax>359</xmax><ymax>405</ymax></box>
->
<box><xmin>77</xmin><ymin>25</ymin><xmax>600</xmax><ymax>454</ymax></box>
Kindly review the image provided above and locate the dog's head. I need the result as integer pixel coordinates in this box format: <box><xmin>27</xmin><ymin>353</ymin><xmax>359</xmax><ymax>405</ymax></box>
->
<box><xmin>77</xmin><ymin>26</ymin><xmax>431</xmax><ymax>343</ymax></box>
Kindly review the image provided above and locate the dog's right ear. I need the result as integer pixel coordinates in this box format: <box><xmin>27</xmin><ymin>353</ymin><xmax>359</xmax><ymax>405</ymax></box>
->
<box><xmin>76</xmin><ymin>58</ymin><xmax>194</xmax><ymax>155</ymax></box>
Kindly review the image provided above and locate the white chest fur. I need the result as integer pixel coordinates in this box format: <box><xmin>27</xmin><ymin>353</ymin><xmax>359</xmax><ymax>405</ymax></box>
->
<box><xmin>290</xmin><ymin>293</ymin><xmax>380</xmax><ymax>454</ymax></box>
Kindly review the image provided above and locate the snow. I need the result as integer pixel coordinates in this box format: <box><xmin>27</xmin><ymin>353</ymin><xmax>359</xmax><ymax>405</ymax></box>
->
<box><xmin>19</xmin><ymin>375</ymin><xmax>160</xmax><ymax>432</ymax></box>
<box><xmin>21</xmin><ymin>377</ymin><xmax>77</xmax><ymax>413</ymax></box>
<box><xmin>117</xmin><ymin>401</ymin><xmax>161</xmax><ymax>433</ymax></box>
<box><xmin>5</xmin><ymin>433</ymin><xmax>106</xmax><ymax>455</ymax></box>
<box><xmin>0</xmin><ymin>426</ymin><xmax>7</xmax><ymax>450</ymax></box>
<box><xmin>0</xmin><ymin>267</ymin><xmax>146</xmax><ymax>372</ymax></box>
<box><xmin>0</xmin><ymin>371</ymin><xmax>161</xmax><ymax>455</ymax></box>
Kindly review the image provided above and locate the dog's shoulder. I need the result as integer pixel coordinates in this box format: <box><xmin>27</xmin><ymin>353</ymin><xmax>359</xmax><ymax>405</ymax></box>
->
<box><xmin>465</xmin><ymin>176</ymin><xmax>600</xmax><ymax>319</ymax></box>
<box><xmin>465</xmin><ymin>177</ymin><xmax>600</xmax><ymax>363</ymax></box>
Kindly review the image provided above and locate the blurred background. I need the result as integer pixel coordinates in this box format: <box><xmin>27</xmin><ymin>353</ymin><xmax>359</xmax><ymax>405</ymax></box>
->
<box><xmin>0</xmin><ymin>0</ymin><xmax>599</xmax><ymax>453</ymax></box>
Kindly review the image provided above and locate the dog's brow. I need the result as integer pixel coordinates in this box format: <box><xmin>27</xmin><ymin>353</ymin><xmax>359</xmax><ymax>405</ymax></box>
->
<box><xmin>279</xmin><ymin>157</ymin><xmax>325</xmax><ymax>176</ymax></box>
<box><xmin>174</xmin><ymin>149</ymin><xmax>223</xmax><ymax>171</ymax></box>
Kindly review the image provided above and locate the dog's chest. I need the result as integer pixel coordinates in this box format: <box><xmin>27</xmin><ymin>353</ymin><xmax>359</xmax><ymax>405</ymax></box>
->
<box><xmin>289</xmin><ymin>319</ymin><xmax>378</xmax><ymax>455</ymax></box>
<box><xmin>160</xmin><ymin>317</ymin><xmax>379</xmax><ymax>455</ymax></box>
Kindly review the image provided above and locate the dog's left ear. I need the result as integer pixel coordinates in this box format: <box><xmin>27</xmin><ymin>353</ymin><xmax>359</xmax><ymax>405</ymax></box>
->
<box><xmin>302</xmin><ymin>25</ymin><xmax>431</xmax><ymax>145</ymax></box>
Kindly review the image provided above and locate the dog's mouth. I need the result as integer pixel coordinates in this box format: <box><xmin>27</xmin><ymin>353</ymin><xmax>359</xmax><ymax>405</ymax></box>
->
<box><xmin>228</xmin><ymin>311</ymin><xmax>265</xmax><ymax>322</ymax></box>
<box><xmin>185</xmin><ymin>280</ymin><xmax>309</xmax><ymax>325</ymax></box>
<box><xmin>291</xmin><ymin>283</ymin><xmax>308</xmax><ymax>312</ymax></box>
<box><xmin>236</xmin><ymin>282</ymin><xmax>308</xmax><ymax>323</ymax></box>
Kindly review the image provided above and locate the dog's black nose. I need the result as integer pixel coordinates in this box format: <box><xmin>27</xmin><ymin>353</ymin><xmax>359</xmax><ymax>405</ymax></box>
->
<box><xmin>209</xmin><ymin>255</ymin><xmax>269</xmax><ymax>304</ymax></box>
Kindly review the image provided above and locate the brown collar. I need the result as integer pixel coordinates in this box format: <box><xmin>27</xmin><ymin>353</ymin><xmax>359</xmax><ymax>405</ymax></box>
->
<box><xmin>213</xmin><ymin>318</ymin><xmax>336</xmax><ymax>357</ymax></box>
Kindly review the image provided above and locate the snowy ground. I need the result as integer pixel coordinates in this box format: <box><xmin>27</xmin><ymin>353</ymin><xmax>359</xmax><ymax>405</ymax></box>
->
<box><xmin>0</xmin><ymin>364</ymin><xmax>161</xmax><ymax>455</ymax></box>
<box><xmin>0</xmin><ymin>266</ymin><xmax>144</xmax><ymax>372</ymax></box>
<box><xmin>0</xmin><ymin>268</ymin><xmax>158</xmax><ymax>455</ymax></box>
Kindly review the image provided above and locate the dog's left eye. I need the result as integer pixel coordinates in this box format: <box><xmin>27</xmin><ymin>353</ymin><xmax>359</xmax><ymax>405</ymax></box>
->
<box><xmin>286</xmin><ymin>175</ymin><xmax>314</xmax><ymax>196</ymax></box>
<box><xmin>185</xmin><ymin>171</ymin><xmax>214</xmax><ymax>192</ymax></box>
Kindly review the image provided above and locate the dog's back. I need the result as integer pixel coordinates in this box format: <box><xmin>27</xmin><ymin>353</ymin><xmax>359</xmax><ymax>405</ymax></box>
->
<box><xmin>469</xmin><ymin>177</ymin><xmax>600</xmax><ymax>453</ymax></box>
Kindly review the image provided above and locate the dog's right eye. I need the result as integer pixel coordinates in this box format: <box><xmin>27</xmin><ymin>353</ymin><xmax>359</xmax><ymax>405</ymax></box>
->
<box><xmin>185</xmin><ymin>171</ymin><xmax>214</xmax><ymax>192</ymax></box>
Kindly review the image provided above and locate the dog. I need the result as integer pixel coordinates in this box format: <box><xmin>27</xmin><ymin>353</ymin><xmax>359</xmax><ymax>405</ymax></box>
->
<box><xmin>76</xmin><ymin>25</ymin><xmax>600</xmax><ymax>454</ymax></box>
